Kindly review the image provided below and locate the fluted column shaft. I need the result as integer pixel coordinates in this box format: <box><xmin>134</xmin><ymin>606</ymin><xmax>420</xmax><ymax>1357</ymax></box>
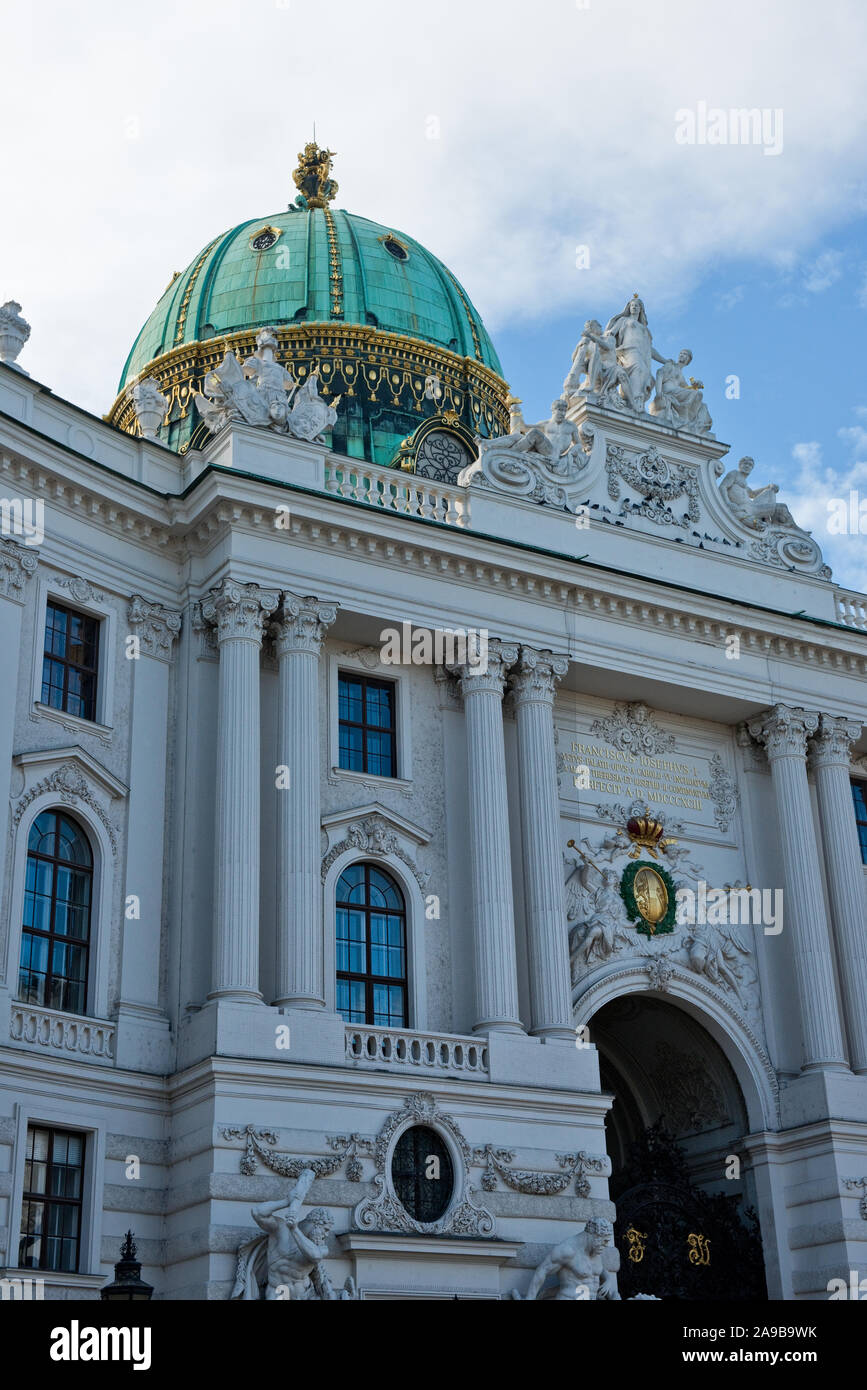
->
<box><xmin>811</xmin><ymin>715</ymin><xmax>867</xmax><ymax>1073</ymax></box>
<box><xmin>748</xmin><ymin>705</ymin><xmax>847</xmax><ymax>1071</ymax></box>
<box><xmin>511</xmin><ymin>647</ymin><xmax>574</xmax><ymax>1039</ymax></box>
<box><xmin>273</xmin><ymin>594</ymin><xmax>338</xmax><ymax>1008</ymax></box>
<box><xmin>451</xmin><ymin>641</ymin><xmax>523</xmax><ymax>1034</ymax></box>
<box><xmin>204</xmin><ymin>580</ymin><xmax>279</xmax><ymax>1003</ymax></box>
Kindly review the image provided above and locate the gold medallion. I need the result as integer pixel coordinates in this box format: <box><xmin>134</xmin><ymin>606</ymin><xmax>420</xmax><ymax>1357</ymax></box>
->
<box><xmin>632</xmin><ymin>866</ymin><xmax>669</xmax><ymax>927</ymax></box>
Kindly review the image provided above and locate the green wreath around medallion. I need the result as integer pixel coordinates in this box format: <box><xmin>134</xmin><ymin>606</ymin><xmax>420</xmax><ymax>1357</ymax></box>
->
<box><xmin>620</xmin><ymin>859</ymin><xmax>678</xmax><ymax>939</ymax></box>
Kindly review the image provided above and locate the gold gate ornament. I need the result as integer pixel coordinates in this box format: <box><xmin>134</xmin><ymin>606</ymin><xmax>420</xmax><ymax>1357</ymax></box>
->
<box><xmin>687</xmin><ymin>1232</ymin><xmax>711</xmax><ymax>1266</ymax></box>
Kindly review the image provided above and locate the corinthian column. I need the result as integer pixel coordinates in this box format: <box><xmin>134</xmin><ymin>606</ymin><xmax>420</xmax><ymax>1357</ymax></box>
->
<box><xmin>748</xmin><ymin>705</ymin><xmax>847</xmax><ymax>1071</ymax></box>
<box><xmin>273</xmin><ymin>593</ymin><xmax>338</xmax><ymax>1009</ymax></box>
<box><xmin>510</xmin><ymin>647</ymin><xmax>574</xmax><ymax>1039</ymax></box>
<box><xmin>811</xmin><ymin>714</ymin><xmax>867</xmax><ymax>1073</ymax></box>
<box><xmin>450</xmin><ymin>640</ymin><xmax>523</xmax><ymax>1034</ymax></box>
<box><xmin>203</xmin><ymin>579</ymin><xmax>279</xmax><ymax>1003</ymax></box>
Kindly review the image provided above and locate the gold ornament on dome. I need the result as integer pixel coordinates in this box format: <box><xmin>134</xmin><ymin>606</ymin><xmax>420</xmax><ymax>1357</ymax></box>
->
<box><xmin>293</xmin><ymin>142</ymin><xmax>339</xmax><ymax>209</ymax></box>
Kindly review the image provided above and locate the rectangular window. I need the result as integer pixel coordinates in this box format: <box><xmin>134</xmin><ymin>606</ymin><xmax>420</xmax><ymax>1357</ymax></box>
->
<box><xmin>338</xmin><ymin>673</ymin><xmax>397</xmax><ymax>778</ymax></box>
<box><xmin>41</xmin><ymin>602</ymin><xmax>99</xmax><ymax>723</ymax></box>
<box><xmin>19</xmin><ymin>1126</ymin><xmax>85</xmax><ymax>1273</ymax></box>
<box><xmin>852</xmin><ymin>781</ymin><xmax>867</xmax><ymax>865</ymax></box>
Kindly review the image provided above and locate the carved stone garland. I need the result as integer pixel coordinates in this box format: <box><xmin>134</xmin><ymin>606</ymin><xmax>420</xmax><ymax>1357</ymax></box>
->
<box><xmin>471</xmin><ymin>1146</ymin><xmax>608</xmax><ymax>1197</ymax></box>
<box><xmin>605</xmin><ymin>444</ymin><xmax>700</xmax><ymax>528</ymax></box>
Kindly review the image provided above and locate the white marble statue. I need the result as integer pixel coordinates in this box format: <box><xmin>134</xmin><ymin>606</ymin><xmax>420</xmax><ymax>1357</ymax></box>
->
<box><xmin>563</xmin><ymin>319</ymin><xmax>628</xmax><ymax>405</ymax></box>
<box><xmin>718</xmin><ymin>457</ymin><xmax>797</xmax><ymax>530</ymax></box>
<box><xmin>195</xmin><ymin>329</ymin><xmax>340</xmax><ymax>442</ymax></box>
<box><xmin>131</xmin><ymin>377</ymin><xmax>168</xmax><ymax>441</ymax></box>
<box><xmin>511</xmin><ymin>1218</ymin><xmax>621</xmax><ymax>1300</ymax></box>
<box><xmin>286</xmin><ymin>371</ymin><xmax>342</xmax><ymax>443</ymax></box>
<box><xmin>479</xmin><ymin>398</ymin><xmax>584</xmax><ymax>472</ymax></box>
<box><xmin>0</xmin><ymin>300</ymin><xmax>31</xmax><ymax>368</ymax></box>
<box><xmin>231</xmin><ymin>1167</ymin><xmax>356</xmax><ymax>1301</ymax></box>
<box><xmin>605</xmin><ymin>295</ymin><xmax>665</xmax><ymax>410</ymax></box>
<box><xmin>649</xmin><ymin>350</ymin><xmax>713</xmax><ymax>434</ymax></box>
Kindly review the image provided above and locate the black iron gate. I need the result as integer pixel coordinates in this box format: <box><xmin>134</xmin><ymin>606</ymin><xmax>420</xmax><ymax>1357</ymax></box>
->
<box><xmin>611</xmin><ymin>1123</ymin><xmax>767</xmax><ymax>1300</ymax></box>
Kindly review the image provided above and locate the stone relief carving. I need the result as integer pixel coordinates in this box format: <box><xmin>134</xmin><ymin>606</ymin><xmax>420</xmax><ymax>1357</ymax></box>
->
<box><xmin>0</xmin><ymin>537</ymin><xmax>38</xmax><ymax>598</ymax></box>
<box><xmin>320</xmin><ymin>812</ymin><xmax>429</xmax><ymax>891</ymax></box>
<box><xmin>590</xmin><ymin>701</ymin><xmax>676</xmax><ymax>757</ymax></box>
<box><xmin>128</xmin><ymin>595</ymin><xmax>182</xmax><ymax>659</ymax></box>
<box><xmin>564</xmin><ymin>829</ymin><xmax>758</xmax><ymax>1015</ymax></box>
<box><xmin>718</xmin><ymin>458</ymin><xmax>830</xmax><ymax>578</ymax></box>
<box><xmin>509</xmin><ymin>1218</ymin><xmax>622</xmax><ymax>1300</ymax></box>
<box><xmin>708</xmin><ymin>753</ymin><xmax>740</xmax><ymax>833</ymax></box>
<box><xmin>472</xmin><ymin>1146</ymin><xmax>607</xmax><ymax>1197</ymax></box>
<box><xmin>54</xmin><ymin>576</ymin><xmax>104</xmax><ymax>605</ymax></box>
<box><xmin>606</xmin><ymin>443</ymin><xmax>700</xmax><ymax>529</ymax></box>
<box><xmin>651</xmin><ymin>1040</ymin><xmax>730</xmax><ymax>1135</ymax></box>
<box><xmin>340</xmin><ymin>645</ymin><xmax>382</xmax><ymax>671</ymax></box>
<box><xmin>195</xmin><ymin>327</ymin><xmax>340</xmax><ymax>442</ymax></box>
<box><xmin>353</xmin><ymin>1094</ymin><xmax>495</xmax><ymax>1238</ymax></box>
<box><xmin>843</xmin><ymin>1177</ymin><xmax>867</xmax><ymax>1220</ymax></box>
<box><xmin>231</xmin><ymin>1167</ymin><xmax>357</xmax><ymax>1301</ymax></box>
<box><xmin>190</xmin><ymin>600</ymin><xmax>219</xmax><ymax>659</ymax></box>
<box><xmin>458</xmin><ymin>398</ymin><xmax>590</xmax><ymax>511</ymax></box>
<box><xmin>11</xmin><ymin>763</ymin><xmax>119</xmax><ymax>852</ymax></box>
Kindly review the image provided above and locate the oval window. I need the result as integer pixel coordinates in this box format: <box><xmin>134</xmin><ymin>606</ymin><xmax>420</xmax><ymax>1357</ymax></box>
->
<box><xmin>383</xmin><ymin>236</ymin><xmax>409</xmax><ymax>262</ymax></box>
<box><xmin>391</xmin><ymin>1125</ymin><xmax>454</xmax><ymax>1224</ymax></box>
<box><xmin>251</xmin><ymin>230</ymin><xmax>277</xmax><ymax>251</ymax></box>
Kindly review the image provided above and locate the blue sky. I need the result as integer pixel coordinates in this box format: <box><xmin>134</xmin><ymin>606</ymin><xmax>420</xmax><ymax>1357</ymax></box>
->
<box><xmin>2</xmin><ymin>0</ymin><xmax>866</xmax><ymax>590</ymax></box>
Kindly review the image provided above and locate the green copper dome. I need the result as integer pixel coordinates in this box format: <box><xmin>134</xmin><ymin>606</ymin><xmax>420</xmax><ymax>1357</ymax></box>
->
<box><xmin>109</xmin><ymin>146</ymin><xmax>509</xmax><ymax>465</ymax></box>
<box><xmin>119</xmin><ymin>207</ymin><xmax>502</xmax><ymax>389</ymax></box>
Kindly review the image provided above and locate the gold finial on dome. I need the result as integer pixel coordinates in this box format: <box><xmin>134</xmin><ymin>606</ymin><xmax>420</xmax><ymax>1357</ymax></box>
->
<box><xmin>293</xmin><ymin>141</ymin><xmax>338</xmax><ymax>209</ymax></box>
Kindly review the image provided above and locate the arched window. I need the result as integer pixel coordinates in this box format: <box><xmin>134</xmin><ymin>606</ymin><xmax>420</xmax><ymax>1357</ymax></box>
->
<box><xmin>19</xmin><ymin>811</ymin><xmax>93</xmax><ymax>1015</ymax></box>
<box><xmin>336</xmin><ymin>863</ymin><xmax>407</xmax><ymax>1027</ymax></box>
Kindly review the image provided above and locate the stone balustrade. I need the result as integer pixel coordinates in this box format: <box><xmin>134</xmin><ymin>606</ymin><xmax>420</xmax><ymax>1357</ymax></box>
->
<box><xmin>324</xmin><ymin>457</ymin><xmax>469</xmax><ymax>527</ymax></box>
<box><xmin>345</xmin><ymin>1024</ymin><xmax>489</xmax><ymax>1077</ymax></box>
<box><xmin>10</xmin><ymin>1004</ymin><xmax>116</xmax><ymax>1061</ymax></box>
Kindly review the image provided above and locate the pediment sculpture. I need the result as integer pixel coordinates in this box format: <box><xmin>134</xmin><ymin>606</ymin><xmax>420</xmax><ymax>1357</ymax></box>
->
<box><xmin>195</xmin><ymin>327</ymin><xmax>340</xmax><ymax>442</ymax></box>
<box><xmin>562</xmin><ymin>294</ymin><xmax>713</xmax><ymax>436</ymax></box>
<box><xmin>458</xmin><ymin>397</ymin><xmax>592</xmax><ymax>511</ymax></box>
<box><xmin>717</xmin><ymin>456</ymin><xmax>830</xmax><ymax>576</ymax></box>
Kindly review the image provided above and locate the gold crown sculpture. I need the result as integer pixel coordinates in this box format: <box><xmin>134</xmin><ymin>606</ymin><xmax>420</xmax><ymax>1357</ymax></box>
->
<box><xmin>624</xmin><ymin>811</ymin><xmax>677</xmax><ymax>861</ymax></box>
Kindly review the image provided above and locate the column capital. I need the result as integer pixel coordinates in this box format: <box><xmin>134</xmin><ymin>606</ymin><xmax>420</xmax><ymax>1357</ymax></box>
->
<box><xmin>200</xmin><ymin>579</ymin><xmax>279</xmax><ymax>645</ymax></box>
<box><xmin>128</xmin><ymin>595</ymin><xmax>182</xmax><ymax>661</ymax></box>
<box><xmin>810</xmin><ymin>714</ymin><xmax>863</xmax><ymax>768</ymax></box>
<box><xmin>510</xmin><ymin>646</ymin><xmax>569</xmax><ymax>705</ymax></box>
<box><xmin>0</xmin><ymin>536</ymin><xmax>38</xmax><ymax>601</ymax></box>
<box><xmin>747</xmin><ymin>704</ymin><xmax>819</xmax><ymax>760</ymax></box>
<box><xmin>448</xmin><ymin>639</ymin><xmax>518</xmax><ymax>697</ymax></box>
<box><xmin>274</xmin><ymin>593</ymin><xmax>339</xmax><ymax>656</ymax></box>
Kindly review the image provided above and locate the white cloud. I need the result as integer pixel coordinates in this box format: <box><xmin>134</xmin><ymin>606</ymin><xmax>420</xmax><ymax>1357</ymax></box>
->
<box><xmin>801</xmin><ymin>249</ymin><xmax>843</xmax><ymax>293</ymax></box>
<box><xmin>3</xmin><ymin>0</ymin><xmax>867</xmax><ymax>415</ymax></box>
<box><xmin>787</xmin><ymin>434</ymin><xmax>867</xmax><ymax>591</ymax></box>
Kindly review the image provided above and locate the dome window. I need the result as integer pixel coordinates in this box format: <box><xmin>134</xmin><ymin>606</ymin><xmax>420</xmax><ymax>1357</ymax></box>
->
<box><xmin>249</xmin><ymin>227</ymin><xmax>281</xmax><ymax>252</ymax></box>
<box><xmin>381</xmin><ymin>234</ymin><xmax>410</xmax><ymax>263</ymax></box>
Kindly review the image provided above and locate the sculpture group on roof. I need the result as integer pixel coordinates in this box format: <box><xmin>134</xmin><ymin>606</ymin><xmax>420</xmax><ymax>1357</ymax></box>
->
<box><xmin>193</xmin><ymin>327</ymin><xmax>341</xmax><ymax>443</ymax></box>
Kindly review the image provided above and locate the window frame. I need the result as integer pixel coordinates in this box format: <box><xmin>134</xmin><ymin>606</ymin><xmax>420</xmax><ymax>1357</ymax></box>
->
<box><xmin>40</xmin><ymin>600</ymin><xmax>100</xmax><ymax>724</ymax></box>
<box><xmin>328</xmin><ymin>651</ymin><xmax>413</xmax><ymax>787</ymax></box>
<box><xmin>852</xmin><ymin>779</ymin><xmax>867</xmax><ymax>866</ymax></box>
<box><xmin>31</xmin><ymin>578</ymin><xmax>116</xmax><ymax>732</ymax></box>
<box><xmin>337</xmin><ymin>670</ymin><xmax>398</xmax><ymax>779</ymax></box>
<box><xmin>18</xmin><ymin>810</ymin><xmax>93</xmax><ymax>1016</ymax></box>
<box><xmin>335</xmin><ymin>861</ymin><xmax>409</xmax><ymax>1028</ymax></box>
<box><xmin>18</xmin><ymin>1124</ymin><xmax>86</xmax><ymax>1274</ymax></box>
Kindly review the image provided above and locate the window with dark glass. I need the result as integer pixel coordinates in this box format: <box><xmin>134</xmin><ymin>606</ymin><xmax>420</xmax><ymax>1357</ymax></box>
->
<box><xmin>391</xmin><ymin>1126</ymin><xmax>454</xmax><ymax>1224</ymax></box>
<box><xmin>338</xmin><ymin>673</ymin><xmax>396</xmax><ymax>777</ymax></box>
<box><xmin>852</xmin><ymin>781</ymin><xmax>867</xmax><ymax>865</ymax></box>
<box><xmin>336</xmin><ymin>863</ymin><xmax>407</xmax><ymax>1026</ymax></box>
<box><xmin>41</xmin><ymin>601</ymin><xmax>99</xmax><ymax>722</ymax></box>
<box><xmin>19</xmin><ymin>811</ymin><xmax>92</xmax><ymax>1015</ymax></box>
<box><xmin>19</xmin><ymin>1126</ymin><xmax>85</xmax><ymax>1273</ymax></box>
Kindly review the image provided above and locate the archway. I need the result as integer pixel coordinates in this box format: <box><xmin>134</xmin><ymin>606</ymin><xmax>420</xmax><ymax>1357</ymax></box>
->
<box><xmin>591</xmin><ymin>994</ymin><xmax>768</xmax><ymax>1300</ymax></box>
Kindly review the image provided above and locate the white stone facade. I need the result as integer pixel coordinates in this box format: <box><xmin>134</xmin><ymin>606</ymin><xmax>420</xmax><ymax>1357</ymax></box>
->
<box><xmin>0</xmin><ymin>351</ymin><xmax>866</xmax><ymax>1301</ymax></box>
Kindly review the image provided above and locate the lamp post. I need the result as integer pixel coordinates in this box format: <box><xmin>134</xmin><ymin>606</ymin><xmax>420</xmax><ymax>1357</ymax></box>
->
<box><xmin>100</xmin><ymin>1231</ymin><xmax>154</xmax><ymax>1301</ymax></box>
